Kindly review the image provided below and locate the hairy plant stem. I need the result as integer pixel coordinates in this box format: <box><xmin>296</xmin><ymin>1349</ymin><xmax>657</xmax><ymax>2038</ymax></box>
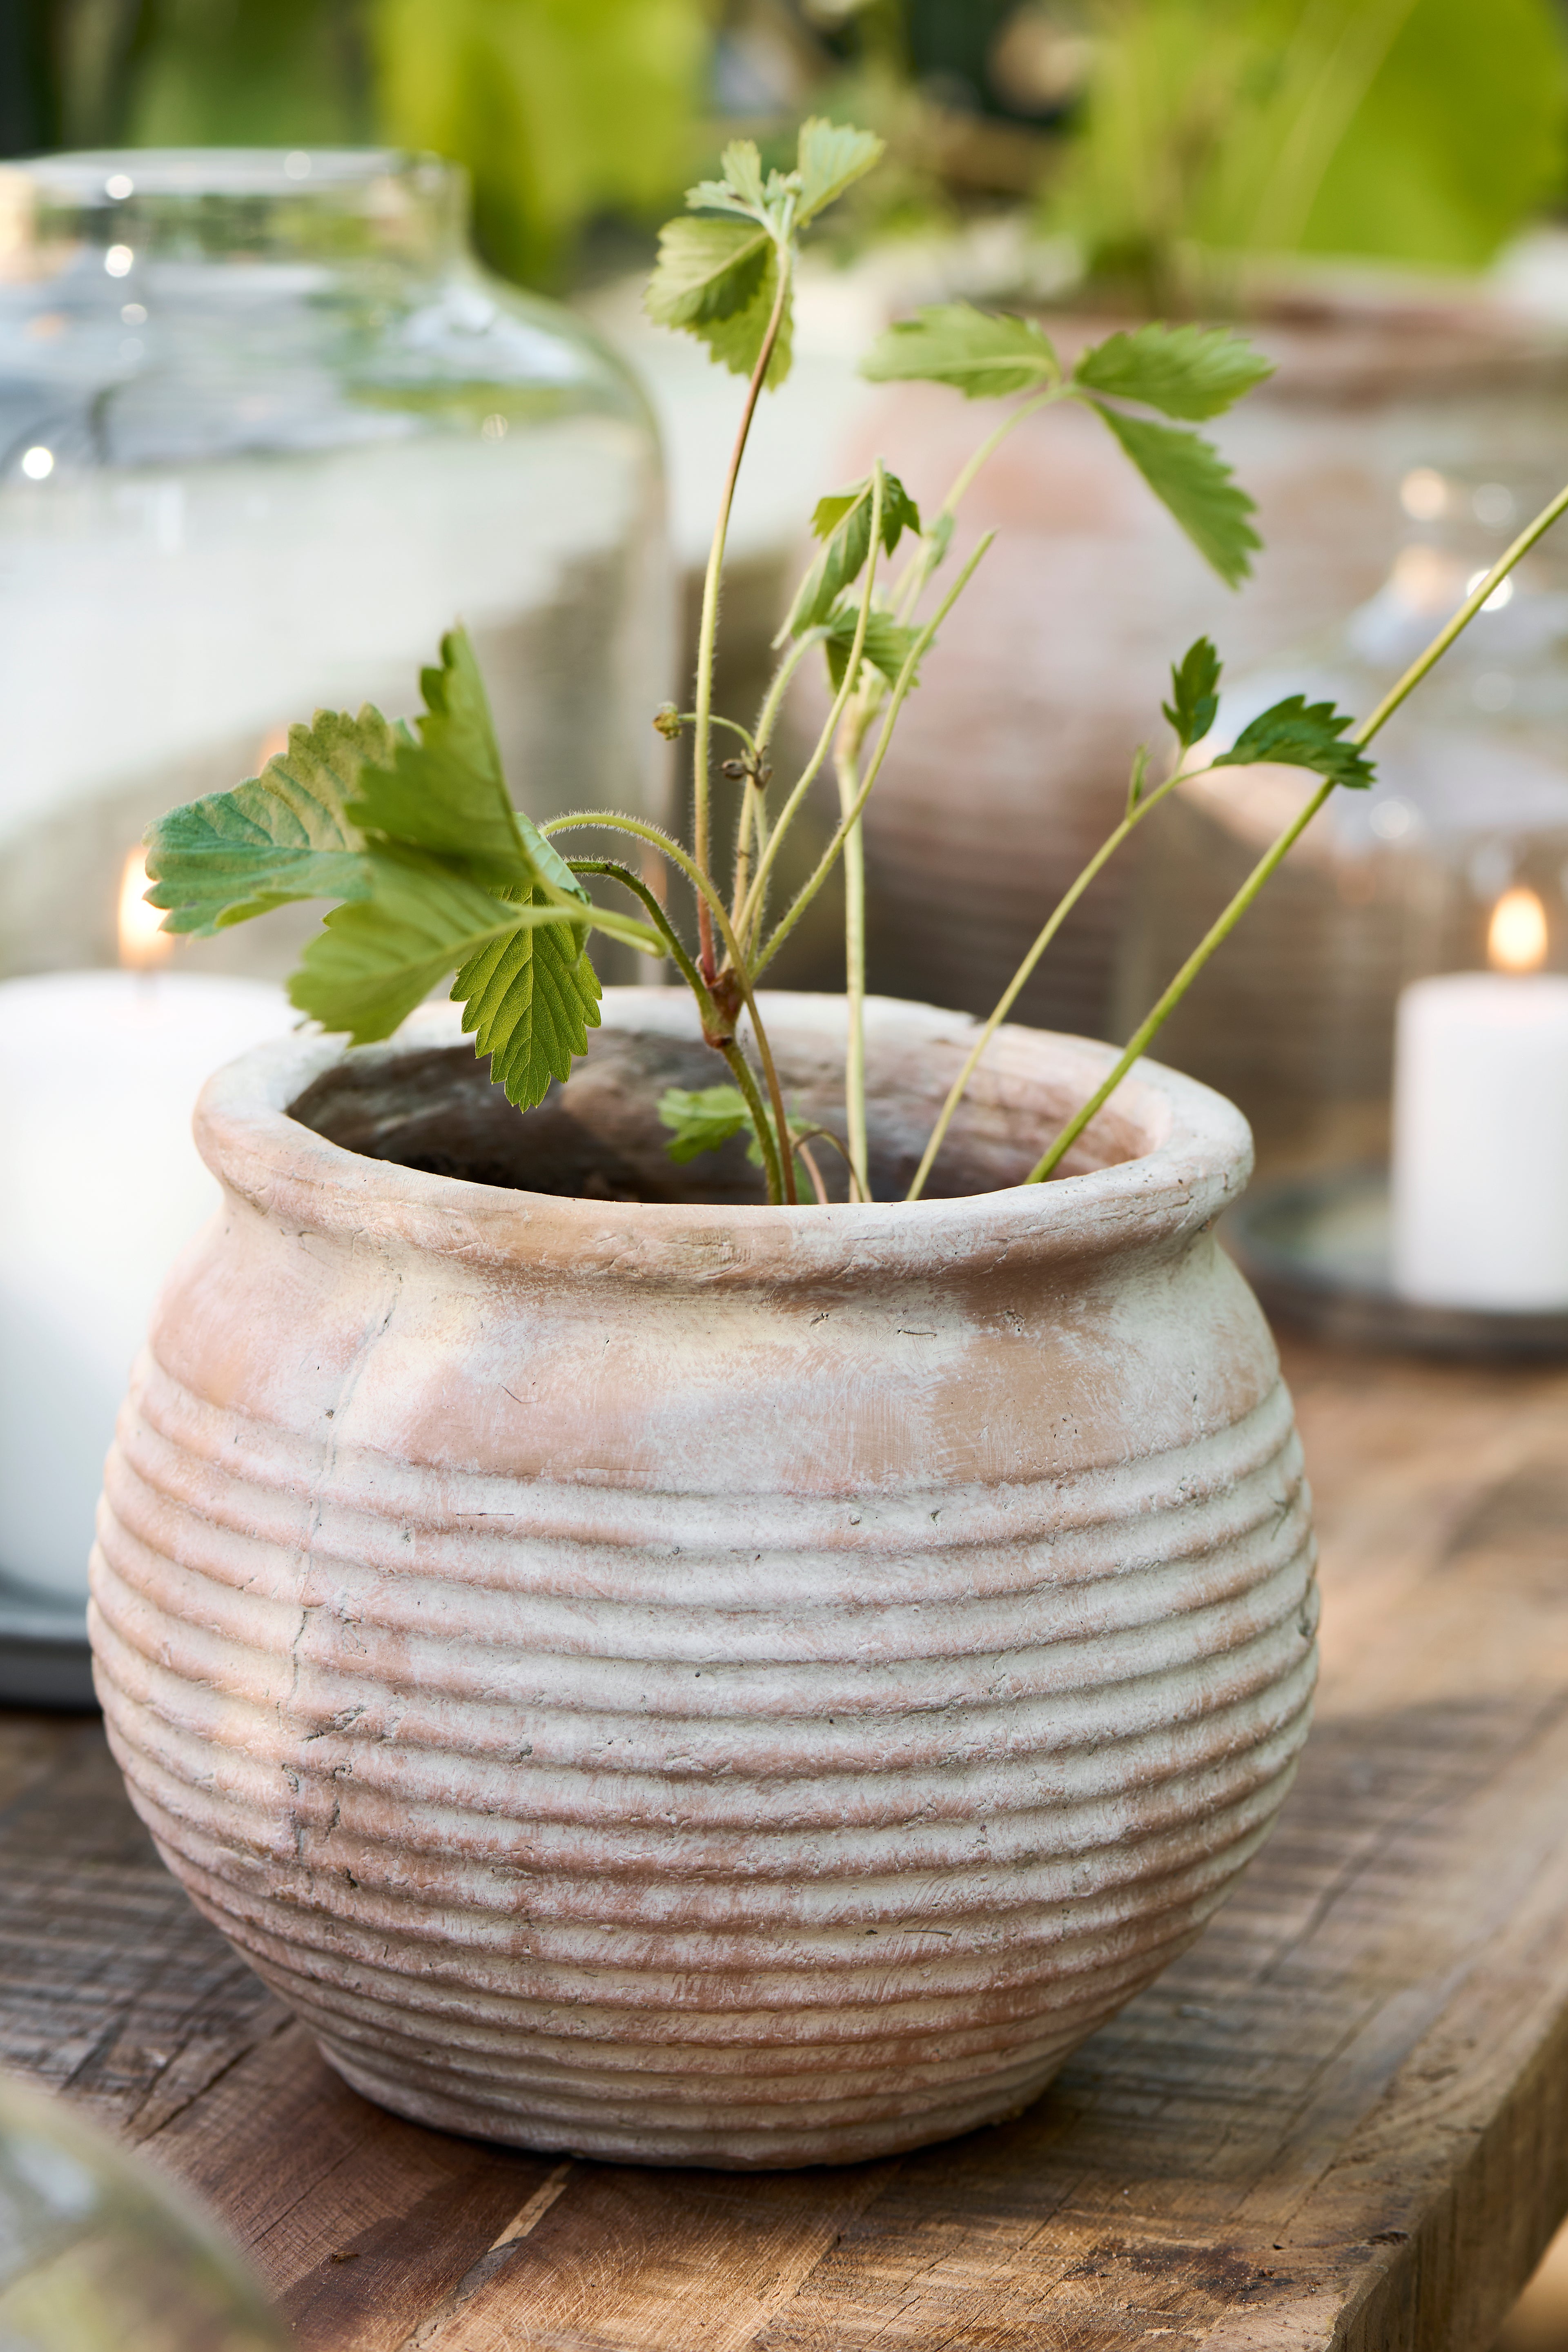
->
<box><xmin>721</xmin><ymin>1038</ymin><xmax>788</xmax><ymax>1204</ymax></box>
<box><xmin>691</xmin><ymin>233</ymin><xmax>793</xmax><ymax>981</ymax></box>
<box><xmin>565</xmin><ymin>859</ymin><xmax>713</xmax><ymax>1008</ymax></box>
<box><xmin>548</xmin><ymin>809</ymin><xmax>797</xmax><ymax>1201</ymax></box>
<box><xmin>753</xmin><ymin>534</ymin><xmax>995</xmax><ymax>979</ymax></box>
<box><xmin>566</xmin><ymin>858</ymin><xmax>789</xmax><ymax>1198</ymax></box>
<box><xmin>752</xmin><ymin>630</ymin><xmax>825</xmax><ymax>768</ymax></box>
<box><xmin>835</xmin><ymin>740</ymin><xmax>871</xmax><ymax>1191</ymax></box>
<box><xmin>829</xmin><ymin>468</ymin><xmax>885</xmax><ymax>1196</ymax></box>
<box><xmin>819</xmin><ymin>387</ymin><xmax>1067</xmax><ymax>804</ymax></box>
<box><xmin>904</xmin><ymin>759</ymin><xmax>1189</xmax><ymax>1202</ymax></box>
<box><xmin>1022</xmin><ymin>477</ymin><xmax>1568</xmax><ymax>1186</ymax></box>
<box><xmin>929</xmin><ymin>386</ymin><xmax>1067</xmax><ymax>552</ymax></box>
<box><xmin>734</xmin><ymin>474</ymin><xmax>886</xmax><ymax>955</ymax></box>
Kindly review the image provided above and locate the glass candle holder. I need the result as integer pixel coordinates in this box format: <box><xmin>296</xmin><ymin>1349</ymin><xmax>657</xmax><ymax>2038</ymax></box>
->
<box><xmin>0</xmin><ymin>147</ymin><xmax>669</xmax><ymax>984</ymax></box>
<box><xmin>0</xmin><ymin>2069</ymin><xmax>290</xmax><ymax>2349</ymax></box>
<box><xmin>1112</xmin><ymin>462</ymin><xmax>1568</xmax><ymax>1176</ymax></box>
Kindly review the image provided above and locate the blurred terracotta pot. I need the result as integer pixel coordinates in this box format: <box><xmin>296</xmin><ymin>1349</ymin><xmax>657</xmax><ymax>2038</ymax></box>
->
<box><xmin>814</xmin><ymin>287</ymin><xmax>1568</xmax><ymax>1038</ymax></box>
<box><xmin>90</xmin><ymin>990</ymin><xmax>1316</xmax><ymax>2169</ymax></box>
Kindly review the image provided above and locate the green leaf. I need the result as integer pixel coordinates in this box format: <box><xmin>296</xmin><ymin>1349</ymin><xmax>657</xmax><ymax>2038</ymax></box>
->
<box><xmin>785</xmin><ymin>470</ymin><xmax>921</xmax><ymax>635</ymax></box>
<box><xmin>290</xmin><ymin>852</ymin><xmax>539</xmax><ymax>1044</ymax></box>
<box><xmin>143</xmin><ymin>706</ymin><xmax>392</xmax><ymax>936</ymax></box>
<box><xmin>454</xmin><ymin>882</ymin><xmax>602</xmax><ymax>1109</ymax></box>
<box><xmin>658</xmin><ymin>1084</ymin><xmax>752</xmax><ymax>1164</ymax></box>
<box><xmin>644</xmin><ymin>212</ymin><xmax>768</xmax><ymax>324</ymax></box>
<box><xmin>1087</xmin><ymin>403</ymin><xmax>1261</xmax><ymax>587</ymax></box>
<box><xmin>686</xmin><ymin>138</ymin><xmax>767</xmax><ymax>218</ymax></box>
<box><xmin>1162</xmin><ymin>637</ymin><xmax>1223</xmax><ymax>751</ymax></box>
<box><xmin>795</xmin><ymin>116</ymin><xmax>884</xmax><ymax>223</ymax></box>
<box><xmin>824</xmin><ymin>601</ymin><xmax>920</xmax><ymax>693</ymax></box>
<box><xmin>348</xmin><ymin>626</ymin><xmax>569</xmax><ymax>894</ymax></box>
<box><xmin>644</xmin><ymin>215</ymin><xmax>791</xmax><ymax>384</ymax></box>
<box><xmin>1073</xmin><ymin>323</ymin><xmax>1273</xmax><ymax>421</ymax></box>
<box><xmin>1214</xmin><ymin>695</ymin><xmax>1376</xmax><ymax>791</ymax></box>
<box><xmin>703</xmin><ymin>243</ymin><xmax>793</xmax><ymax>385</ymax></box>
<box><xmin>860</xmin><ymin>303</ymin><xmax>1059</xmax><ymax>398</ymax></box>
<box><xmin>811</xmin><ymin>471</ymin><xmax>921</xmax><ymax>551</ymax></box>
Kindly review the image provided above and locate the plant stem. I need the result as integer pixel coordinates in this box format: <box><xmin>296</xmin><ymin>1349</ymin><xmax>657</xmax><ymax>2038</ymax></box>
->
<box><xmin>566</xmin><ymin>859</ymin><xmax>713</xmax><ymax>1010</ymax></box>
<box><xmin>752</xmin><ymin>630</ymin><xmax>825</xmax><ymax>767</ymax></box>
<box><xmin>1024</xmin><ymin>778</ymin><xmax>1333</xmax><ymax>1186</ymax></box>
<box><xmin>933</xmin><ymin>388</ymin><xmax>1065</xmax><ymax>543</ymax></box>
<box><xmin>735</xmin><ymin>477</ymin><xmax>886</xmax><ymax>955</ymax></box>
<box><xmin>545</xmin><ymin>810</ymin><xmax>739</xmax><ymax>957</ymax></box>
<box><xmin>790</xmin><ymin>1124</ymin><xmax>866</xmax><ymax>1202</ymax></box>
<box><xmin>1022</xmin><ymin>476</ymin><xmax>1568</xmax><ymax>1186</ymax></box>
<box><xmin>883</xmin><ymin>386</ymin><xmax>1067</xmax><ymax>640</ymax></box>
<box><xmin>904</xmin><ymin>760</ymin><xmax>1189</xmax><ymax>1202</ymax></box>
<box><xmin>549</xmin><ymin>809</ymin><xmax>797</xmax><ymax>1200</ymax></box>
<box><xmin>829</xmin><ymin>467</ymin><xmax>884</xmax><ymax>1197</ymax></box>
<box><xmin>721</xmin><ymin>1037</ymin><xmax>787</xmax><ymax>1205</ymax></box>
<box><xmin>836</xmin><ymin>737</ymin><xmax>870</xmax><ymax>1192</ymax></box>
<box><xmin>752</xmin><ymin>533</ymin><xmax>995</xmax><ymax>978</ymax></box>
<box><xmin>688</xmin><ymin>711</ymin><xmax>760</xmax><ymax>758</ymax></box>
<box><xmin>691</xmin><ymin>238</ymin><xmax>793</xmax><ymax>980</ymax></box>
<box><xmin>569</xmin><ymin>855</ymin><xmax>786</xmax><ymax>1201</ymax></box>
<box><xmin>795</xmin><ymin>1137</ymin><xmax>831</xmax><ymax>1205</ymax></box>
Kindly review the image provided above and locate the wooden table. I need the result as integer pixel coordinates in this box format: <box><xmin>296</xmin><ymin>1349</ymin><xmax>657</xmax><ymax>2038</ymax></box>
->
<box><xmin>3</xmin><ymin>1332</ymin><xmax>1568</xmax><ymax>2352</ymax></box>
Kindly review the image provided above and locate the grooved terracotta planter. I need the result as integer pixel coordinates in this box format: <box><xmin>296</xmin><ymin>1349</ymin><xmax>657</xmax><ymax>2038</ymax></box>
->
<box><xmin>89</xmin><ymin>990</ymin><xmax>1317</xmax><ymax>2169</ymax></box>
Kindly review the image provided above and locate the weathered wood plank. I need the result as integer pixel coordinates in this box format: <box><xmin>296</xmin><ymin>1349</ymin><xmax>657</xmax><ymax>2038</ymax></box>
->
<box><xmin>1</xmin><ymin>1336</ymin><xmax>1565</xmax><ymax>2350</ymax></box>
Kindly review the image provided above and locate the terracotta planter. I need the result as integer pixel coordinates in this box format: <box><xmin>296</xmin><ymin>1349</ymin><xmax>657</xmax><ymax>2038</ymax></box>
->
<box><xmin>90</xmin><ymin>990</ymin><xmax>1317</xmax><ymax>2169</ymax></box>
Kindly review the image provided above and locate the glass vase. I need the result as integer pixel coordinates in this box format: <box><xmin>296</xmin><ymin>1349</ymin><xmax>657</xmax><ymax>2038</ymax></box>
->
<box><xmin>0</xmin><ymin>147</ymin><xmax>669</xmax><ymax>983</ymax></box>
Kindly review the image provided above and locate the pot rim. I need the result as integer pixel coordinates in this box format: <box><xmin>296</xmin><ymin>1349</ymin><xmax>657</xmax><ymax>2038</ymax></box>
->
<box><xmin>193</xmin><ymin>989</ymin><xmax>1254</xmax><ymax>1287</ymax></box>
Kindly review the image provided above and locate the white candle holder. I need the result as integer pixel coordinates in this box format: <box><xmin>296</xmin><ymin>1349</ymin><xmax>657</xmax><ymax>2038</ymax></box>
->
<box><xmin>1227</xmin><ymin>1168</ymin><xmax>1568</xmax><ymax>1359</ymax></box>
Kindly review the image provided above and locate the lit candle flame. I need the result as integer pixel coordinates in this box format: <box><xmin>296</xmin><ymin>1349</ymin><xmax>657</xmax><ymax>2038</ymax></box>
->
<box><xmin>1488</xmin><ymin>885</ymin><xmax>1549</xmax><ymax>975</ymax></box>
<box><xmin>118</xmin><ymin>849</ymin><xmax>173</xmax><ymax>971</ymax></box>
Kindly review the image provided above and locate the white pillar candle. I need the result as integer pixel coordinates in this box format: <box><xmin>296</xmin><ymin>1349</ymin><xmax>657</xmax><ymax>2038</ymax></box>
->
<box><xmin>0</xmin><ymin>967</ymin><xmax>293</xmax><ymax>1602</ymax></box>
<box><xmin>1392</xmin><ymin>894</ymin><xmax>1568</xmax><ymax>1310</ymax></box>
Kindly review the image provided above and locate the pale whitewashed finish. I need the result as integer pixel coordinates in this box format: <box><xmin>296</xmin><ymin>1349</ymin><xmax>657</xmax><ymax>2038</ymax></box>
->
<box><xmin>90</xmin><ymin>993</ymin><xmax>1317</xmax><ymax>2169</ymax></box>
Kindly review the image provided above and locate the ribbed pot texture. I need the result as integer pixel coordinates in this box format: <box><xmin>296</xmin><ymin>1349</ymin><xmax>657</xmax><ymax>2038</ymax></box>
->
<box><xmin>90</xmin><ymin>991</ymin><xmax>1317</xmax><ymax>2169</ymax></box>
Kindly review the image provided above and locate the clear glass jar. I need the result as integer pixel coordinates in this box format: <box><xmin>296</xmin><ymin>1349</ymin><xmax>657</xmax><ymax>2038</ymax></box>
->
<box><xmin>1111</xmin><ymin>462</ymin><xmax>1568</xmax><ymax>1174</ymax></box>
<box><xmin>0</xmin><ymin>2069</ymin><xmax>290</xmax><ymax>2349</ymax></box>
<box><xmin>0</xmin><ymin>148</ymin><xmax>669</xmax><ymax>982</ymax></box>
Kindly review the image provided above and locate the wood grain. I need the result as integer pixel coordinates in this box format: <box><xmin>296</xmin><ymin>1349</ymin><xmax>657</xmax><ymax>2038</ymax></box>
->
<box><xmin>3</xmin><ymin>1332</ymin><xmax>1567</xmax><ymax>2350</ymax></box>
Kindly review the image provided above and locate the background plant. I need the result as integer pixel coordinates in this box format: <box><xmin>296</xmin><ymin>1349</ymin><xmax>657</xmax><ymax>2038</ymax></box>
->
<box><xmin>7</xmin><ymin>1</ymin><xmax>1564</xmax><ymax>294</ymax></box>
<box><xmin>140</xmin><ymin>113</ymin><xmax>1568</xmax><ymax>1212</ymax></box>
<box><xmin>1045</xmin><ymin>0</ymin><xmax>1568</xmax><ymax>310</ymax></box>
<box><xmin>138</xmin><ymin>114</ymin><xmax>1568</xmax><ymax>1200</ymax></box>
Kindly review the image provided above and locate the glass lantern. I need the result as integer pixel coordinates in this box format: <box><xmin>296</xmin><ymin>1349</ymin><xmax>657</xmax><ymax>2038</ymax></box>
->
<box><xmin>0</xmin><ymin>147</ymin><xmax>670</xmax><ymax>984</ymax></box>
<box><xmin>1112</xmin><ymin>461</ymin><xmax>1568</xmax><ymax>1177</ymax></box>
<box><xmin>0</xmin><ymin>2069</ymin><xmax>290</xmax><ymax>2349</ymax></box>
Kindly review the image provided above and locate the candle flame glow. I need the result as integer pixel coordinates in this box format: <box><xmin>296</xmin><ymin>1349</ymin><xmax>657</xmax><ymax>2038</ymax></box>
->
<box><xmin>118</xmin><ymin>849</ymin><xmax>173</xmax><ymax>971</ymax></box>
<box><xmin>1488</xmin><ymin>885</ymin><xmax>1549</xmax><ymax>974</ymax></box>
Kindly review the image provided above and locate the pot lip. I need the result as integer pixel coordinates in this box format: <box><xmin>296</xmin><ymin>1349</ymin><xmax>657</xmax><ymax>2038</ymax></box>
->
<box><xmin>193</xmin><ymin>989</ymin><xmax>1254</xmax><ymax>1283</ymax></box>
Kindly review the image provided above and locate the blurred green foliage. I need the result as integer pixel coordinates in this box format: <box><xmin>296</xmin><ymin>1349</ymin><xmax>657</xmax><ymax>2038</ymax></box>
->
<box><xmin>26</xmin><ymin>0</ymin><xmax>716</xmax><ymax>285</ymax></box>
<box><xmin>369</xmin><ymin>0</ymin><xmax>716</xmax><ymax>285</ymax></box>
<box><xmin>9</xmin><ymin>0</ymin><xmax>1568</xmax><ymax>297</ymax></box>
<box><xmin>124</xmin><ymin>0</ymin><xmax>367</xmax><ymax>147</ymax></box>
<box><xmin>1047</xmin><ymin>0</ymin><xmax>1568</xmax><ymax>307</ymax></box>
